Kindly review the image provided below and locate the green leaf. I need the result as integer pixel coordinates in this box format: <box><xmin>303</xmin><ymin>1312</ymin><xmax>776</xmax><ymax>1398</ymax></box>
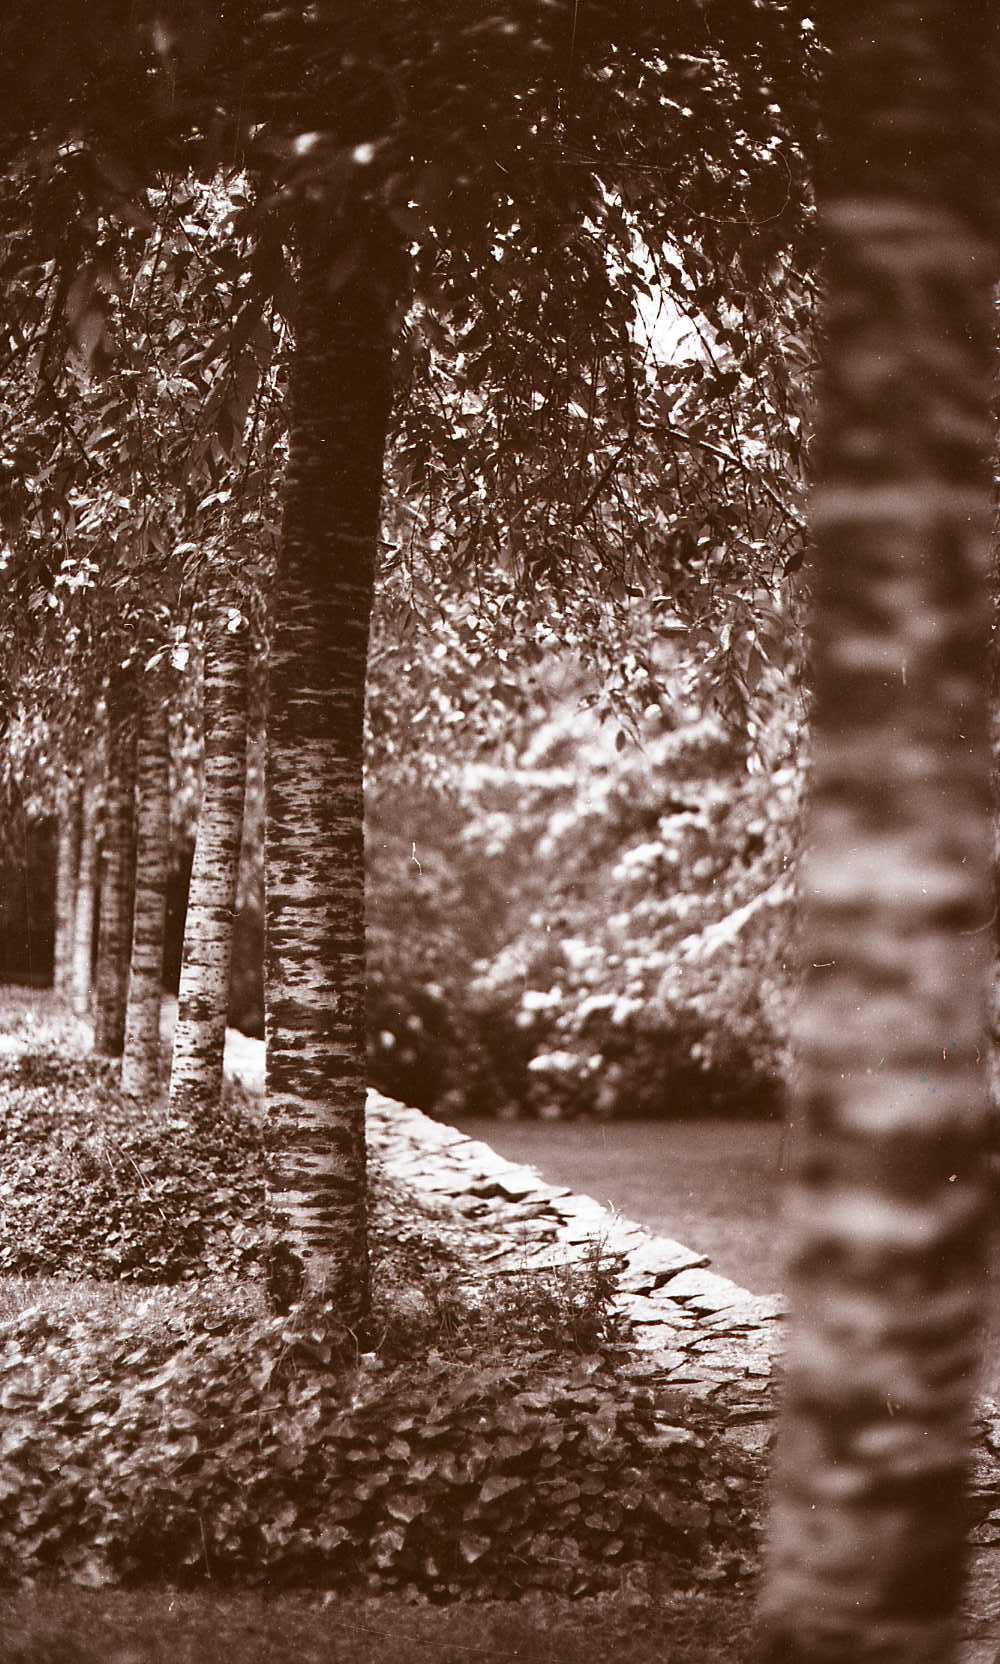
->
<box><xmin>478</xmin><ymin>1474</ymin><xmax>526</xmax><ymax>1504</ymax></box>
<box><xmin>459</xmin><ymin>1532</ymin><xmax>491</xmax><ymax>1564</ymax></box>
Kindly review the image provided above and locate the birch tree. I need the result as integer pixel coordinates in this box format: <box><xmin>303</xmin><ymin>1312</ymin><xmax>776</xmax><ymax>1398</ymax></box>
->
<box><xmin>169</xmin><ymin>615</ymin><xmax>249</xmax><ymax>1123</ymax></box>
<box><xmin>52</xmin><ymin>776</ymin><xmax>80</xmax><ymax>997</ymax></box>
<box><xmin>0</xmin><ymin>0</ymin><xmax>814</xmax><ymax>1321</ymax></box>
<box><xmin>70</xmin><ymin>766</ymin><xmax>99</xmax><ymax>1018</ymax></box>
<box><xmin>263</xmin><ymin>223</ymin><xmax>396</xmax><ymax>1320</ymax></box>
<box><xmin>759</xmin><ymin>6</ymin><xmax>999</xmax><ymax>1660</ymax></box>
<box><xmin>121</xmin><ymin>675</ymin><xmax>170</xmax><ymax>1098</ymax></box>
<box><xmin>93</xmin><ymin>669</ymin><xmax>137</xmax><ymax>1057</ymax></box>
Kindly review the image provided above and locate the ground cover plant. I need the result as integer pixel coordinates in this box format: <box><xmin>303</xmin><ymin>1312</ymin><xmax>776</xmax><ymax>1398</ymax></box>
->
<box><xmin>0</xmin><ymin>993</ymin><xmax>764</xmax><ymax>1606</ymax></box>
<box><xmin>0</xmin><ymin>1052</ymin><xmax>265</xmax><ymax>1285</ymax></box>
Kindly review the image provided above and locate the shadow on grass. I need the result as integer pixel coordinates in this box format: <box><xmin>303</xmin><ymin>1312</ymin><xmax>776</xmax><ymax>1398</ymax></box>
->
<box><xmin>2</xmin><ymin>1585</ymin><xmax>760</xmax><ymax>1664</ymax></box>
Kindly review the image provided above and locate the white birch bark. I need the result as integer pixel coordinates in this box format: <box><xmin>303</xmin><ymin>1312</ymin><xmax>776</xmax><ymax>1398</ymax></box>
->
<box><xmin>121</xmin><ymin>682</ymin><xmax>170</xmax><ymax>1098</ymax></box>
<box><xmin>264</xmin><ymin>225</ymin><xmax>395</xmax><ymax>1323</ymax></box>
<box><xmin>759</xmin><ymin>6</ymin><xmax>998</xmax><ymax>1660</ymax></box>
<box><xmin>52</xmin><ymin>779</ymin><xmax>81</xmax><ymax>997</ymax></box>
<box><xmin>168</xmin><ymin>620</ymin><xmax>249</xmax><ymax>1122</ymax></box>
<box><xmin>70</xmin><ymin>771</ymin><xmax>99</xmax><ymax>1017</ymax></box>
<box><xmin>93</xmin><ymin>671</ymin><xmax>137</xmax><ymax>1057</ymax></box>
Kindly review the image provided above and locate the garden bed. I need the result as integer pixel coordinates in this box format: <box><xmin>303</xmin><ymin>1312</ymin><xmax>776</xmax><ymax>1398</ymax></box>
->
<box><xmin>0</xmin><ymin>989</ymin><xmax>772</xmax><ymax>1601</ymax></box>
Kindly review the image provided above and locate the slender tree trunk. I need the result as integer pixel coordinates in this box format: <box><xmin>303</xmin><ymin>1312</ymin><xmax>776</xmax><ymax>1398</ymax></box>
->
<box><xmin>264</xmin><ymin>223</ymin><xmax>396</xmax><ymax>1322</ymax></box>
<box><xmin>121</xmin><ymin>679</ymin><xmax>170</xmax><ymax>1098</ymax></box>
<box><xmin>93</xmin><ymin>670</ymin><xmax>137</xmax><ymax>1056</ymax></box>
<box><xmin>168</xmin><ymin>619</ymin><xmax>248</xmax><ymax>1122</ymax></box>
<box><xmin>52</xmin><ymin>778</ymin><xmax>81</xmax><ymax>996</ymax></box>
<box><xmin>759</xmin><ymin>7</ymin><xmax>999</xmax><ymax>1662</ymax></box>
<box><xmin>70</xmin><ymin>769</ymin><xmax>99</xmax><ymax>1017</ymax></box>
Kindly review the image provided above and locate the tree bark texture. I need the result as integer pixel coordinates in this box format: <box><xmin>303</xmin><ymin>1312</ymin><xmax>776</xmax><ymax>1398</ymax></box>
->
<box><xmin>759</xmin><ymin>8</ymin><xmax>999</xmax><ymax>1663</ymax></box>
<box><xmin>121</xmin><ymin>680</ymin><xmax>170</xmax><ymax>1098</ymax></box>
<box><xmin>169</xmin><ymin>620</ymin><xmax>248</xmax><ymax>1122</ymax></box>
<box><xmin>264</xmin><ymin>228</ymin><xmax>395</xmax><ymax>1323</ymax></box>
<box><xmin>70</xmin><ymin>768</ymin><xmax>99</xmax><ymax>1017</ymax></box>
<box><xmin>93</xmin><ymin>671</ymin><xmax>137</xmax><ymax>1057</ymax></box>
<box><xmin>52</xmin><ymin>779</ymin><xmax>81</xmax><ymax>996</ymax></box>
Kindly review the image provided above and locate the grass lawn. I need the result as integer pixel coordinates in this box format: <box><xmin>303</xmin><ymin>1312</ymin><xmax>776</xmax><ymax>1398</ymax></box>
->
<box><xmin>1</xmin><ymin>1585</ymin><xmax>760</xmax><ymax>1664</ymax></box>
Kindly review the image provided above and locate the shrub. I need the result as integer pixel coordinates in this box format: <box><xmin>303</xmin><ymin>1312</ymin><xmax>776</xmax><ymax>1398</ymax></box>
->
<box><xmin>0</xmin><ymin>1041</ymin><xmax>629</xmax><ymax>1366</ymax></box>
<box><xmin>0</xmin><ymin>1296</ymin><xmax>759</xmax><ymax>1595</ymax></box>
<box><xmin>0</xmin><ymin>1053</ymin><xmax>266</xmax><ymax>1284</ymax></box>
<box><xmin>367</xmin><ymin>683</ymin><xmax>803</xmax><ymax>1122</ymax></box>
<box><xmin>370</xmin><ymin>1237</ymin><xmax>628</xmax><ymax>1366</ymax></box>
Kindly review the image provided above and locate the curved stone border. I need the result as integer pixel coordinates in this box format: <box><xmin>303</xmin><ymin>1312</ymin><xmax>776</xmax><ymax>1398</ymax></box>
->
<box><xmin>365</xmin><ymin>1089</ymin><xmax>784</xmax><ymax>1459</ymax></box>
<box><xmin>215</xmin><ymin>1013</ymin><xmax>787</xmax><ymax>1459</ymax></box>
<box><xmin>72</xmin><ymin>999</ymin><xmax>1000</xmax><ymax>1639</ymax></box>
<box><xmin>220</xmin><ymin>1029</ymin><xmax>1000</xmax><ymax>1518</ymax></box>
<box><xmin>364</xmin><ymin>1086</ymin><xmax>1000</xmax><ymax>1653</ymax></box>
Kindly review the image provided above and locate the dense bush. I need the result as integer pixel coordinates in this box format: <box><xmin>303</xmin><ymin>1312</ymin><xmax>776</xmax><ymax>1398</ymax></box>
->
<box><xmin>0</xmin><ymin>1039</ymin><xmax>628</xmax><ymax>1363</ymax></box>
<box><xmin>0</xmin><ymin>1053</ymin><xmax>266</xmax><ymax>1284</ymax></box>
<box><xmin>0</xmin><ymin>1047</ymin><xmax>461</xmax><ymax>1296</ymax></box>
<box><xmin>0</xmin><ymin>1296</ymin><xmax>759</xmax><ymax>1595</ymax></box>
<box><xmin>0</xmin><ymin>997</ymin><xmax>765</xmax><ymax>1597</ymax></box>
<box><xmin>367</xmin><ymin>652</ymin><xmax>804</xmax><ymax>1123</ymax></box>
<box><xmin>199</xmin><ymin>622</ymin><xmax>803</xmax><ymax>1121</ymax></box>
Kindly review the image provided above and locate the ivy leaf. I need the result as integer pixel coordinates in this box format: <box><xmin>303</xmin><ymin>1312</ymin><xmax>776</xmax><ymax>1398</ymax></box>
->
<box><xmin>459</xmin><ymin>1532</ymin><xmax>491</xmax><ymax>1563</ymax></box>
<box><xmin>478</xmin><ymin>1474</ymin><xmax>526</xmax><ymax>1505</ymax></box>
<box><xmin>385</xmin><ymin>1490</ymin><xmax>425</xmax><ymax>1524</ymax></box>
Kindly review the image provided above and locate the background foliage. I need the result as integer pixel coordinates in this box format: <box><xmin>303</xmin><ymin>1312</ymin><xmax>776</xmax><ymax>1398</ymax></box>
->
<box><xmin>367</xmin><ymin>611</ymin><xmax>805</xmax><ymax>1123</ymax></box>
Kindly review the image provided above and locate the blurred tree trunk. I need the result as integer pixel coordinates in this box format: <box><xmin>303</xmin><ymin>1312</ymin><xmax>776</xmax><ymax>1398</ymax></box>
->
<box><xmin>264</xmin><ymin>220</ymin><xmax>396</xmax><ymax>1322</ymax></box>
<box><xmin>93</xmin><ymin>670</ymin><xmax>137</xmax><ymax>1056</ymax></box>
<box><xmin>169</xmin><ymin>618</ymin><xmax>248</xmax><ymax>1122</ymax></box>
<box><xmin>52</xmin><ymin>777</ymin><xmax>81</xmax><ymax>996</ymax></box>
<box><xmin>759</xmin><ymin>6</ymin><xmax>999</xmax><ymax>1662</ymax></box>
<box><xmin>70</xmin><ymin>765</ymin><xmax>99</xmax><ymax>1016</ymax></box>
<box><xmin>121</xmin><ymin>678</ymin><xmax>170</xmax><ymax>1098</ymax></box>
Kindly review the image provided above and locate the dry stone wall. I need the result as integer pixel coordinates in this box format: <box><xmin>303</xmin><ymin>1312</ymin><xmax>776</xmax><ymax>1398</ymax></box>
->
<box><xmin>368</xmin><ymin>1087</ymin><xmax>1000</xmax><ymax>1642</ymax></box>
<box><xmin>367</xmin><ymin>1090</ymin><xmax>783</xmax><ymax>1462</ymax></box>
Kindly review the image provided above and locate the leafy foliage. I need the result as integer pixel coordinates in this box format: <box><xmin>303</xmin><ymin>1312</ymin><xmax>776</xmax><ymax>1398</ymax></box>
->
<box><xmin>0</xmin><ymin>171</ymin><xmax>280</xmax><ymax>824</ymax></box>
<box><xmin>0</xmin><ymin>996</ymin><xmax>760</xmax><ymax>1597</ymax></box>
<box><xmin>368</xmin><ymin>630</ymin><xmax>804</xmax><ymax>1121</ymax></box>
<box><xmin>0</xmin><ymin>0</ymin><xmax>819</xmax><ymax>784</ymax></box>
<box><xmin>0</xmin><ymin>1295</ymin><xmax>757</xmax><ymax>1594</ymax></box>
<box><xmin>0</xmin><ymin>1007</ymin><xmax>624</xmax><ymax>1359</ymax></box>
<box><xmin>0</xmin><ymin>1053</ymin><xmax>265</xmax><ymax>1284</ymax></box>
<box><xmin>0</xmin><ymin>9</ymin><xmax>819</xmax><ymax>1097</ymax></box>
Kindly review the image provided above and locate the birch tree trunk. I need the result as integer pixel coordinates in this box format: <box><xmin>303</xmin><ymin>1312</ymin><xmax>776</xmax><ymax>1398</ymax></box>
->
<box><xmin>70</xmin><ymin>768</ymin><xmax>99</xmax><ymax>1018</ymax></box>
<box><xmin>759</xmin><ymin>7</ymin><xmax>999</xmax><ymax>1661</ymax></box>
<box><xmin>121</xmin><ymin>680</ymin><xmax>170</xmax><ymax>1098</ymax></box>
<box><xmin>93</xmin><ymin>671</ymin><xmax>137</xmax><ymax>1057</ymax></box>
<box><xmin>52</xmin><ymin>778</ymin><xmax>81</xmax><ymax>997</ymax></box>
<box><xmin>264</xmin><ymin>224</ymin><xmax>395</xmax><ymax>1322</ymax></box>
<box><xmin>168</xmin><ymin>620</ymin><xmax>248</xmax><ymax>1122</ymax></box>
